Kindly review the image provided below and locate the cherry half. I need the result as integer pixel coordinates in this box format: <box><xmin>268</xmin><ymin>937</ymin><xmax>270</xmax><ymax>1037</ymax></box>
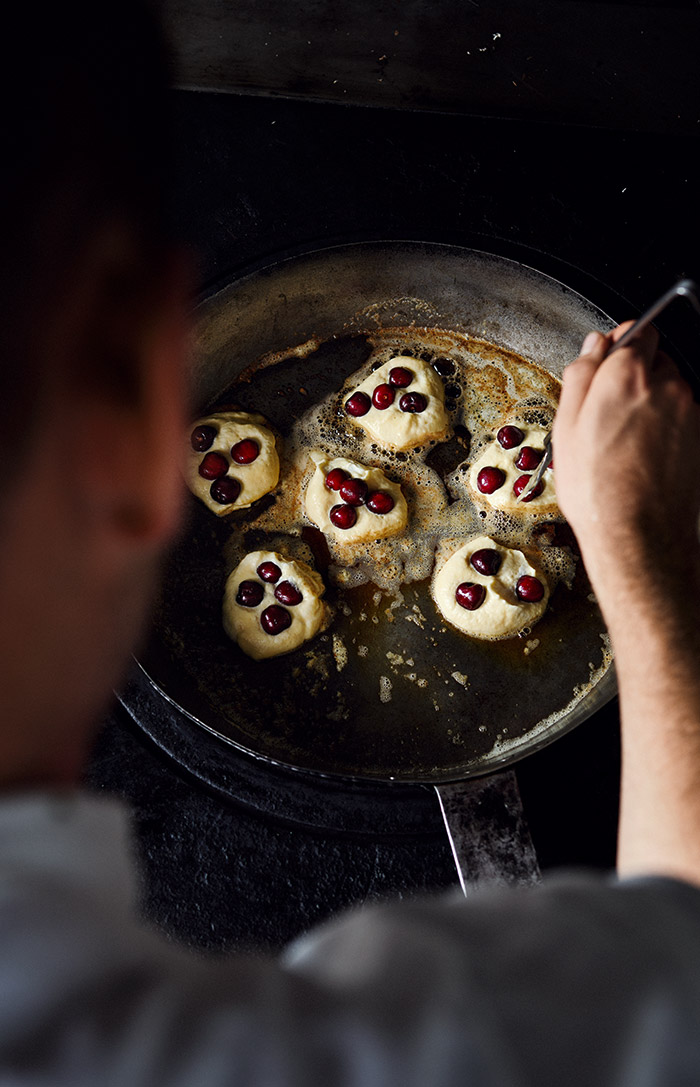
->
<box><xmin>388</xmin><ymin>366</ymin><xmax>413</xmax><ymax>388</ymax></box>
<box><xmin>231</xmin><ymin>438</ymin><xmax>260</xmax><ymax>464</ymax></box>
<box><xmin>497</xmin><ymin>425</ymin><xmax>524</xmax><ymax>450</ymax></box>
<box><xmin>325</xmin><ymin>468</ymin><xmax>348</xmax><ymax>491</ymax></box>
<box><xmin>477</xmin><ymin>466</ymin><xmax>505</xmax><ymax>494</ymax></box>
<box><xmin>345</xmin><ymin>392</ymin><xmax>371</xmax><ymax>417</ymax></box>
<box><xmin>515</xmin><ymin>575</ymin><xmax>545</xmax><ymax>603</ymax></box>
<box><xmin>210</xmin><ymin>478</ymin><xmax>241</xmax><ymax>505</ymax></box>
<box><xmin>260</xmin><ymin>605</ymin><xmax>292</xmax><ymax>635</ymax></box>
<box><xmin>190</xmin><ymin>424</ymin><xmax>217</xmax><ymax>452</ymax></box>
<box><xmin>372</xmin><ymin>383</ymin><xmax>395</xmax><ymax>410</ymax></box>
<box><xmin>199</xmin><ymin>451</ymin><xmax>228</xmax><ymax>480</ymax></box>
<box><xmin>455</xmin><ymin>583</ymin><xmax>486</xmax><ymax>611</ymax></box>
<box><xmin>330</xmin><ymin>504</ymin><xmax>357</xmax><ymax>530</ymax></box>
<box><xmin>274</xmin><ymin>581</ymin><xmax>303</xmax><ymax>606</ymax></box>
<box><xmin>399</xmin><ymin>392</ymin><xmax>427</xmax><ymax>413</ymax></box>
<box><xmin>513</xmin><ymin>474</ymin><xmax>544</xmax><ymax>502</ymax></box>
<box><xmin>339</xmin><ymin>478</ymin><xmax>368</xmax><ymax>506</ymax></box>
<box><xmin>515</xmin><ymin>446</ymin><xmax>544</xmax><ymax>471</ymax></box>
<box><xmin>236</xmin><ymin>580</ymin><xmax>264</xmax><ymax>607</ymax></box>
<box><xmin>256</xmin><ymin>561</ymin><xmax>281</xmax><ymax>582</ymax></box>
<box><xmin>366</xmin><ymin>491</ymin><xmax>394</xmax><ymax>515</ymax></box>
<box><xmin>470</xmin><ymin>548</ymin><xmax>501</xmax><ymax>576</ymax></box>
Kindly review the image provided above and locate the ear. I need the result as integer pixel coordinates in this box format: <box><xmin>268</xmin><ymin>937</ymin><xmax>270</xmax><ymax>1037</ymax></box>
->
<box><xmin>61</xmin><ymin>243</ymin><xmax>193</xmax><ymax>561</ymax></box>
<box><xmin>120</xmin><ymin>252</ymin><xmax>192</xmax><ymax>548</ymax></box>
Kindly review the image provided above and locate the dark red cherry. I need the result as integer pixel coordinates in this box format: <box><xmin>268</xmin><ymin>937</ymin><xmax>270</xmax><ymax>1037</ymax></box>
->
<box><xmin>236</xmin><ymin>580</ymin><xmax>264</xmax><ymax>607</ymax></box>
<box><xmin>274</xmin><ymin>580</ymin><xmax>303</xmax><ymax>606</ymax></box>
<box><xmin>339</xmin><ymin>478</ymin><xmax>368</xmax><ymax>506</ymax></box>
<box><xmin>256</xmin><ymin>561</ymin><xmax>281</xmax><ymax>583</ymax></box>
<box><xmin>477</xmin><ymin>467</ymin><xmax>505</xmax><ymax>494</ymax></box>
<box><xmin>210</xmin><ymin>477</ymin><xmax>241</xmax><ymax>505</ymax></box>
<box><xmin>345</xmin><ymin>392</ymin><xmax>371</xmax><ymax>417</ymax></box>
<box><xmin>455</xmin><ymin>583</ymin><xmax>486</xmax><ymax>611</ymax></box>
<box><xmin>497</xmin><ymin>425</ymin><xmax>524</xmax><ymax>450</ymax></box>
<box><xmin>372</xmin><ymin>383</ymin><xmax>396</xmax><ymax>410</ymax></box>
<box><xmin>516</xmin><ymin>575</ymin><xmax>545</xmax><ymax>603</ymax></box>
<box><xmin>231</xmin><ymin>438</ymin><xmax>260</xmax><ymax>464</ymax></box>
<box><xmin>389</xmin><ymin>366</ymin><xmax>413</xmax><ymax>388</ymax></box>
<box><xmin>399</xmin><ymin>392</ymin><xmax>427</xmax><ymax>413</ymax></box>
<box><xmin>190</xmin><ymin>424</ymin><xmax>217</xmax><ymax>452</ymax></box>
<box><xmin>260</xmin><ymin>604</ymin><xmax>292</xmax><ymax>635</ymax></box>
<box><xmin>199</xmin><ymin>451</ymin><xmax>228</xmax><ymax>480</ymax></box>
<box><xmin>515</xmin><ymin>446</ymin><xmax>544</xmax><ymax>471</ymax></box>
<box><xmin>325</xmin><ymin>467</ymin><xmax>348</xmax><ymax>491</ymax></box>
<box><xmin>330</xmin><ymin>504</ymin><xmax>357</xmax><ymax>530</ymax></box>
<box><xmin>470</xmin><ymin>548</ymin><xmax>501</xmax><ymax>576</ymax></box>
<box><xmin>513</xmin><ymin>474</ymin><xmax>544</xmax><ymax>502</ymax></box>
<box><xmin>366</xmin><ymin>491</ymin><xmax>395</xmax><ymax>515</ymax></box>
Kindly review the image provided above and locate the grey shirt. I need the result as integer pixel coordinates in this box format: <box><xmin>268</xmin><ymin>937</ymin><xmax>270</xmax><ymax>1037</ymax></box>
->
<box><xmin>1</xmin><ymin>792</ymin><xmax>699</xmax><ymax>1085</ymax></box>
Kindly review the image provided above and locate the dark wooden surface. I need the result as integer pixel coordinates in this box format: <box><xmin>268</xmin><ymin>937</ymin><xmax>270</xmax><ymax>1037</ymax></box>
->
<box><xmin>162</xmin><ymin>0</ymin><xmax>700</xmax><ymax>132</ymax></box>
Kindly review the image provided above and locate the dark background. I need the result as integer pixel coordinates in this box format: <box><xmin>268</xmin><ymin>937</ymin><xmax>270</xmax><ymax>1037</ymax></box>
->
<box><xmin>85</xmin><ymin>2</ymin><xmax>699</xmax><ymax>955</ymax></box>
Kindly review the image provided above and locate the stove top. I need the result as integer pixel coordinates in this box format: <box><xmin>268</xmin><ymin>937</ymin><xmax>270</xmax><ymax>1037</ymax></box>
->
<box><xmin>85</xmin><ymin>87</ymin><xmax>697</xmax><ymax>954</ymax></box>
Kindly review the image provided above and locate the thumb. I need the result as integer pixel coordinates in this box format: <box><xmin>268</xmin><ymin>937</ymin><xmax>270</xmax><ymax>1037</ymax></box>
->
<box><xmin>555</xmin><ymin>330</ymin><xmax>611</xmax><ymax>431</ymax></box>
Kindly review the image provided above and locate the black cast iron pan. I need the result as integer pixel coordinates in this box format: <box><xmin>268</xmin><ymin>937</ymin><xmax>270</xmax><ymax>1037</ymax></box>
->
<box><xmin>135</xmin><ymin>241</ymin><xmax>619</xmax><ymax>886</ymax></box>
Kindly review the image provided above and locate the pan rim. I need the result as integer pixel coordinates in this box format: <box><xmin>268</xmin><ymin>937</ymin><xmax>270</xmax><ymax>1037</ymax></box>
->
<box><xmin>128</xmin><ymin>652</ymin><xmax>617</xmax><ymax>787</ymax></box>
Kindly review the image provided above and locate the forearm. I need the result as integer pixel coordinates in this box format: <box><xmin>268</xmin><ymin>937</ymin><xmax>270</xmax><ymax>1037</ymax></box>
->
<box><xmin>598</xmin><ymin>562</ymin><xmax>700</xmax><ymax>885</ymax></box>
<box><xmin>552</xmin><ymin>324</ymin><xmax>700</xmax><ymax>885</ymax></box>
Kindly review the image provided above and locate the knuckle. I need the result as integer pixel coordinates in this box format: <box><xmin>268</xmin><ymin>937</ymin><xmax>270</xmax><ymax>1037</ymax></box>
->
<box><xmin>562</xmin><ymin>357</ymin><xmax>597</xmax><ymax>387</ymax></box>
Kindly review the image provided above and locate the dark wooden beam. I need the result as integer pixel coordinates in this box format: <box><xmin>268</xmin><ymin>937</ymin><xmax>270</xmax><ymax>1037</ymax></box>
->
<box><xmin>162</xmin><ymin>1</ymin><xmax>700</xmax><ymax>132</ymax></box>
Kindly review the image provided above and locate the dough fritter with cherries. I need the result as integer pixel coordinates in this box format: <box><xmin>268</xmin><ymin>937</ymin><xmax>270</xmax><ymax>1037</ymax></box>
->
<box><xmin>223</xmin><ymin>550</ymin><xmax>329</xmax><ymax>660</ymax></box>
<box><xmin>431</xmin><ymin>534</ymin><xmax>549</xmax><ymax>640</ymax></box>
<box><xmin>304</xmin><ymin>450</ymin><xmax>408</xmax><ymax>544</ymax></box>
<box><xmin>343</xmin><ymin>356</ymin><xmax>450</xmax><ymax>451</ymax></box>
<box><xmin>186</xmin><ymin>411</ymin><xmax>280</xmax><ymax>515</ymax></box>
<box><xmin>468</xmin><ymin>422</ymin><xmax>557</xmax><ymax>515</ymax></box>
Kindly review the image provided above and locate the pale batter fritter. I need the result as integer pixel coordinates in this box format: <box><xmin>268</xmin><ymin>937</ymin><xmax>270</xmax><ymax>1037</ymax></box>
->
<box><xmin>186</xmin><ymin>411</ymin><xmax>280</xmax><ymax>515</ymax></box>
<box><xmin>304</xmin><ymin>450</ymin><xmax>408</xmax><ymax>545</ymax></box>
<box><xmin>223</xmin><ymin>550</ymin><xmax>329</xmax><ymax>660</ymax></box>
<box><xmin>432</xmin><ymin>534</ymin><xmax>550</xmax><ymax>640</ymax></box>
<box><xmin>343</xmin><ymin>356</ymin><xmax>450</xmax><ymax>451</ymax></box>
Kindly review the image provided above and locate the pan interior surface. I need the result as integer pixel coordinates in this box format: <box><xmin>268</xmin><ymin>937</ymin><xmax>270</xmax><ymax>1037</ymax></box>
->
<box><xmin>143</xmin><ymin>242</ymin><xmax>617</xmax><ymax>784</ymax></box>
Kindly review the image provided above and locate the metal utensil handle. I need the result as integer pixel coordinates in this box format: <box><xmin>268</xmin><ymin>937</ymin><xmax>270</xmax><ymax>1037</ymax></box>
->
<box><xmin>518</xmin><ymin>278</ymin><xmax>699</xmax><ymax>502</ymax></box>
<box><xmin>607</xmin><ymin>278</ymin><xmax>699</xmax><ymax>357</ymax></box>
<box><xmin>435</xmin><ymin>770</ymin><xmax>540</xmax><ymax>895</ymax></box>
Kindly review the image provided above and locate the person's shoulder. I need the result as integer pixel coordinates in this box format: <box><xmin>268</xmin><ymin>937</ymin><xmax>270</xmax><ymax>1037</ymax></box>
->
<box><xmin>286</xmin><ymin>872</ymin><xmax>700</xmax><ymax>1087</ymax></box>
<box><xmin>289</xmin><ymin>869</ymin><xmax>700</xmax><ymax>971</ymax></box>
<box><xmin>0</xmin><ymin>789</ymin><xmax>135</xmax><ymax>922</ymax></box>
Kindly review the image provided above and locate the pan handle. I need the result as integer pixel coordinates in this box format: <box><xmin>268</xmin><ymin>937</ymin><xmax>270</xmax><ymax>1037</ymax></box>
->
<box><xmin>435</xmin><ymin>769</ymin><xmax>540</xmax><ymax>895</ymax></box>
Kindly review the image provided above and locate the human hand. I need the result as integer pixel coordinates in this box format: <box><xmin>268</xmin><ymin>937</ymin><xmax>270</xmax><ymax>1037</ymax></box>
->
<box><xmin>552</xmin><ymin>323</ymin><xmax>700</xmax><ymax>610</ymax></box>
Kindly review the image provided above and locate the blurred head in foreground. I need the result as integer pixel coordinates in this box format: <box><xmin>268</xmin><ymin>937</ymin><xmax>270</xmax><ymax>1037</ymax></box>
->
<box><xmin>0</xmin><ymin>1</ymin><xmax>188</xmax><ymax>786</ymax></box>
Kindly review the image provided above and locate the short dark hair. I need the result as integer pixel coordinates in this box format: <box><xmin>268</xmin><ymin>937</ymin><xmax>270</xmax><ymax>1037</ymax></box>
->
<box><xmin>0</xmin><ymin>0</ymin><xmax>172</xmax><ymax>490</ymax></box>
